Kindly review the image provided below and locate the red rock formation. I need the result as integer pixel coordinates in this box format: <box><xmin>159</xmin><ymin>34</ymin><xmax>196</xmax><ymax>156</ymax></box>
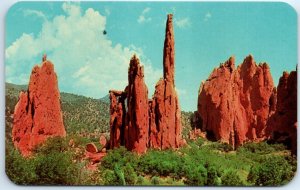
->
<box><xmin>109</xmin><ymin>14</ymin><xmax>184</xmax><ymax>153</ymax></box>
<box><xmin>197</xmin><ymin>55</ymin><xmax>274</xmax><ymax>148</ymax></box>
<box><xmin>267</xmin><ymin>71</ymin><xmax>297</xmax><ymax>154</ymax></box>
<box><xmin>125</xmin><ymin>55</ymin><xmax>149</xmax><ymax>153</ymax></box>
<box><xmin>109</xmin><ymin>56</ymin><xmax>149</xmax><ymax>154</ymax></box>
<box><xmin>109</xmin><ymin>90</ymin><xmax>126</xmax><ymax>149</ymax></box>
<box><xmin>148</xmin><ymin>14</ymin><xmax>184</xmax><ymax>149</ymax></box>
<box><xmin>12</xmin><ymin>57</ymin><xmax>66</xmax><ymax>156</ymax></box>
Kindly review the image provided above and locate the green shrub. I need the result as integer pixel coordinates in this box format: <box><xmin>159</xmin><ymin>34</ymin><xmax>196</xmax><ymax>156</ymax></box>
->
<box><xmin>34</xmin><ymin>151</ymin><xmax>80</xmax><ymax>185</ymax></box>
<box><xmin>206</xmin><ymin>163</ymin><xmax>221</xmax><ymax>186</ymax></box>
<box><xmin>221</xmin><ymin>170</ymin><xmax>244</xmax><ymax>186</ymax></box>
<box><xmin>114</xmin><ymin>164</ymin><xmax>126</xmax><ymax>185</ymax></box>
<box><xmin>247</xmin><ymin>156</ymin><xmax>295</xmax><ymax>186</ymax></box>
<box><xmin>183</xmin><ymin>164</ymin><xmax>207</xmax><ymax>185</ymax></box>
<box><xmin>208</xmin><ymin>142</ymin><xmax>233</xmax><ymax>152</ymax></box>
<box><xmin>238</xmin><ymin>142</ymin><xmax>286</xmax><ymax>155</ymax></box>
<box><xmin>136</xmin><ymin>175</ymin><xmax>145</xmax><ymax>185</ymax></box>
<box><xmin>33</xmin><ymin>136</ymin><xmax>69</xmax><ymax>154</ymax></box>
<box><xmin>102</xmin><ymin>169</ymin><xmax>119</xmax><ymax>185</ymax></box>
<box><xmin>123</xmin><ymin>163</ymin><xmax>137</xmax><ymax>185</ymax></box>
<box><xmin>151</xmin><ymin>176</ymin><xmax>160</xmax><ymax>185</ymax></box>
<box><xmin>101</xmin><ymin>147</ymin><xmax>138</xmax><ymax>170</ymax></box>
<box><xmin>5</xmin><ymin>149</ymin><xmax>37</xmax><ymax>185</ymax></box>
<box><xmin>138</xmin><ymin>150</ymin><xmax>183</xmax><ymax>177</ymax></box>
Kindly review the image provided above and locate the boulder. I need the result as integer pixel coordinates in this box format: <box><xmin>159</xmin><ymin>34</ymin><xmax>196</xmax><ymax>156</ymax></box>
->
<box><xmin>86</xmin><ymin>143</ymin><xmax>98</xmax><ymax>153</ymax></box>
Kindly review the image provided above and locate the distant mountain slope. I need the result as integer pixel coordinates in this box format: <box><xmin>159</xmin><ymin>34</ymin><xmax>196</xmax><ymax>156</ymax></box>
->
<box><xmin>5</xmin><ymin>83</ymin><xmax>110</xmax><ymax>135</ymax></box>
<box><xmin>100</xmin><ymin>94</ymin><xmax>110</xmax><ymax>104</ymax></box>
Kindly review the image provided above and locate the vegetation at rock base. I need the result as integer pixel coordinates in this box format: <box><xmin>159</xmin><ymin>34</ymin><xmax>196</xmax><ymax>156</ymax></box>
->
<box><xmin>5</xmin><ymin>83</ymin><xmax>297</xmax><ymax>186</ymax></box>
<box><xmin>97</xmin><ymin>140</ymin><xmax>296</xmax><ymax>186</ymax></box>
<box><xmin>6</xmin><ymin>134</ymin><xmax>296</xmax><ymax>186</ymax></box>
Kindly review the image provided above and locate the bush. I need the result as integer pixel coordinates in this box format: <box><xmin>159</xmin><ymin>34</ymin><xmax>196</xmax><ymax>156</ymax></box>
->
<box><xmin>123</xmin><ymin>163</ymin><xmax>137</xmax><ymax>185</ymax></box>
<box><xmin>238</xmin><ymin>142</ymin><xmax>286</xmax><ymax>155</ymax></box>
<box><xmin>151</xmin><ymin>176</ymin><xmax>160</xmax><ymax>185</ymax></box>
<box><xmin>206</xmin><ymin>163</ymin><xmax>221</xmax><ymax>186</ymax></box>
<box><xmin>247</xmin><ymin>156</ymin><xmax>295</xmax><ymax>186</ymax></box>
<box><xmin>136</xmin><ymin>175</ymin><xmax>145</xmax><ymax>185</ymax></box>
<box><xmin>221</xmin><ymin>170</ymin><xmax>244</xmax><ymax>186</ymax></box>
<box><xmin>183</xmin><ymin>164</ymin><xmax>207</xmax><ymax>185</ymax></box>
<box><xmin>5</xmin><ymin>149</ymin><xmax>37</xmax><ymax>185</ymax></box>
<box><xmin>208</xmin><ymin>142</ymin><xmax>233</xmax><ymax>152</ymax></box>
<box><xmin>114</xmin><ymin>164</ymin><xmax>126</xmax><ymax>185</ymax></box>
<box><xmin>6</xmin><ymin>137</ymin><xmax>86</xmax><ymax>185</ymax></box>
<box><xmin>100</xmin><ymin>147</ymin><xmax>138</xmax><ymax>170</ymax></box>
<box><xmin>102</xmin><ymin>169</ymin><xmax>119</xmax><ymax>185</ymax></box>
<box><xmin>33</xmin><ymin>136</ymin><xmax>69</xmax><ymax>154</ymax></box>
<box><xmin>34</xmin><ymin>151</ymin><xmax>80</xmax><ymax>185</ymax></box>
<box><xmin>138</xmin><ymin>150</ymin><xmax>183</xmax><ymax>177</ymax></box>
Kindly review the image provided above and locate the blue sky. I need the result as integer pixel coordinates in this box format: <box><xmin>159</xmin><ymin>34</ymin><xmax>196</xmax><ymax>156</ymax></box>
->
<box><xmin>5</xmin><ymin>2</ymin><xmax>297</xmax><ymax>111</ymax></box>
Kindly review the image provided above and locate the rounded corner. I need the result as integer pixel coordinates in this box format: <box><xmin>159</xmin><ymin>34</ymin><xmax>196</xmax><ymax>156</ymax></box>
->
<box><xmin>277</xmin><ymin>1</ymin><xmax>298</xmax><ymax>17</ymax></box>
<box><xmin>4</xmin><ymin>168</ymin><xmax>23</xmax><ymax>186</ymax></box>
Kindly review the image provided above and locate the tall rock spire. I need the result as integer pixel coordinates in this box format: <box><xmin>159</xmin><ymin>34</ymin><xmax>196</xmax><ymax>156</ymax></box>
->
<box><xmin>163</xmin><ymin>14</ymin><xmax>175</xmax><ymax>85</ymax></box>
<box><xmin>150</xmin><ymin>14</ymin><xmax>184</xmax><ymax>149</ymax></box>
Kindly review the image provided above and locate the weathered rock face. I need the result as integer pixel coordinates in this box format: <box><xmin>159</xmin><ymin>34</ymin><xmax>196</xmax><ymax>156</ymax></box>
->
<box><xmin>197</xmin><ymin>55</ymin><xmax>275</xmax><ymax>148</ymax></box>
<box><xmin>267</xmin><ymin>71</ymin><xmax>297</xmax><ymax>154</ymax></box>
<box><xmin>12</xmin><ymin>58</ymin><xmax>66</xmax><ymax>156</ymax></box>
<box><xmin>109</xmin><ymin>14</ymin><xmax>184</xmax><ymax>153</ymax></box>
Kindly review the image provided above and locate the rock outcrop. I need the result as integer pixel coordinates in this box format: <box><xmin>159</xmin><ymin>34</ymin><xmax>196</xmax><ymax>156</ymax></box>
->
<box><xmin>12</xmin><ymin>56</ymin><xmax>66</xmax><ymax>156</ymax></box>
<box><xmin>109</xmin><ymin>55</ymin><xmax>149</xmax><ymax>153</ymax></box>
<box><xmin>109</xmin><ymin>14</ymin><xmax>184</xmax><ymax>153</ymax></box>
<box><xmin>125</xmin><ymin>55</ymin><xmax>149</xmax><ymax>153</ymax></box>
<box><xmin>109</xmin><ymin>90</ymin><xmax>126</xmax><ymax>149</ymax></box>
<box><xmin>267</xmin><ymin>71</ymin><xmax>297</xmax><ymax>154</ymax></box>
<box><xmin>197</xmin><ymin>55</ymin><xmax>275</xmax><ymax>148</ymax></box>
<box><xmin>149</xmin><ymin>14</ymin><xmax>184</xmax><ymax>149</ymax></box>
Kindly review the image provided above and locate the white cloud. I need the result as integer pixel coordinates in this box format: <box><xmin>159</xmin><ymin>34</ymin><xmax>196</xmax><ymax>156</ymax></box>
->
<box><xmin>137</xmin><ymin>7</ymin><xmax>152</xmax><ymax>23</ymax></box>
<box><xmin>23</xmin><ymin>9</ymin><xmax>47</xmax><ymax>21</ymax></box>
<box><xmin>204</xmin><ymin>12</ymin><xmax>212</xmax><ymax>21</ymax></box>
<box><xmin>174</xmin><ymin>17</ymin><xmax>191</xmax><ymax>29</ymax></box>
<box><xmin>6</xmin><ymin>3</ymin><xmax>161</xmax><ymax>98</ymax></box>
